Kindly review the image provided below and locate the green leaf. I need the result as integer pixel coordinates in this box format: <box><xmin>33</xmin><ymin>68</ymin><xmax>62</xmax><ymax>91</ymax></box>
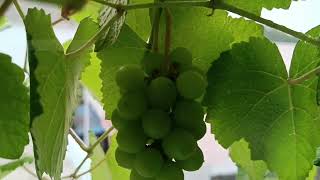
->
<box><xmin>89</xmin><ymin>132</ymin><xmax>112</xmax><ymax>180</ymax></box>
<box><xmin>105</xmin><ymin>134</ymin><xmax>130</xmax><ymax>180</ymax></box>
<box><xmin>25</xmin><ymin>8</ymin><xmax>99</xmax><ymax>179</ymax></box>
<box><xmin>220</xmin><ymin>0</ymin><xmax>292</xmax><ymax>15</ymax></box>
<box><xmin>98</xmin><ymin>24</ymin><xmax>146</xmax><ymax>117</ymax></box>
<box><xmin>205</xmin><ymin>33</ymin><xmax>320</xmax><ymax>180</ymax></box>
<box><xmin>71</xmin><ymin>1</ymin><xmax>102</xmax><ymax>23</ymax></box>
<box><xmin>95</xmin><ymin>0</ymin><xmax>127</xmax><ymax>51</ymax></box>
<box><xmin>158</xmin><ymin>8</ymin><xmax>263</xmax><ymax>73</ymax></box>
<box><xmin>125</xmin><ymin>0</ymin><xmax>152</xmax><ymax>41</ymax></box>
<box><xmin>230</xmin><ymin>139</ymin><xmax>268</xmax><ymax>180</ymax></box>
<box><xmin>0</xmin><ymin>157</ymin><xmax>33</xmax><ymax>179</ymax></box>
<box><xmin>0</xmin><ymin>53</ymin><xmax>29</xmax><ymax>159</ymax></box>
<box><xmin>81</xmin><ymin>52</ymin><xmax>103</xmax><ymax>100</ymax></box>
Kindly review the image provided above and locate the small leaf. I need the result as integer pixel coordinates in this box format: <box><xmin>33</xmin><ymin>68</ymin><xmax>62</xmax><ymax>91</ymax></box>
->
<box><xmin>89</xmin><ymin>132</ymin><xmax>112</xmax><ymax>180</ymax></box>
<box><xmin>98</xmin><ymin>24</ymin><xmax>147</xmax><ymax>117</ymax></box>
<box><xmin>95</xmin><ymin>0</ymin><xmax>128</xmax><ymax>51</ymax></box>
<box><xmin>26</xmin><ymin>8</ymin><xmax>99</xmax><ymax>179</ymax></box>
<box><xmin>0</xmin><ymin>157</ymin><xmax>33</xmax><ymax>179</ymax></box>
<box><xmin>71</xmin><ymin>1</ymin><xmax>102</xmax><ymax>23</ymax></box>
<box><xmin>205</xmin><ymin>33</ymin><xmax>320</xmax><ymax>179</ymax></box>
<box><xmin>0</xmin><ymin>16</ymin><xmax>8</xmax><ymax>30</ymax></box>
<box><xmin>230</xmin><ymin>139</ymin><xmax>268</xmax><ymax>180</ymax></box>
<box><xmin>0</xmin><ymin>53</ymin><xmax>29</xmax><ymax>159</ymax></box>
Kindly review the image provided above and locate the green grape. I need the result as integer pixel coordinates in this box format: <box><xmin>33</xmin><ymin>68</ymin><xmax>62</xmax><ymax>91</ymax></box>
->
<box><xmin>170</xmin><ymin>47</ymin><xmax>192</xmax><ymax>69</ymax></box>
<box><xmin>130</xmin><ymin>170</ymin><xmax>155</xmax><ymax>180</ymax></box>
<box><xmin>156</xmin><ymin>162</ymin><xmax>184</xmax><ymax>180</ymax></box>
<box><xmin>147</xmin><ymin>77</ymin><xmax>176</xmax><ymax>110</ymax></box>
<box><xmin>174</xmin><ymin>100</ymin><xmax>204</xmax><ymax>129</ymax></box>
<box><xmin>189</xmin><ymin>120</ymin><xmax>207</xmax><ymax>140</ymax></box>
<box><xmin>142</xmin><ymin>109</ymin><xmax>172</xmax><ymax>139</ymax></box>
<box><xmin>116</xmin><ymin>65</ymin><xmax>145</xmax><ymax>92</ymax></box>
<box><xmin>177</xmin><ymin>146</ymin><xmax>204</xmax><ymax>171</ymax></box>
<box><xmin>111</xmin><ymin>109</ymin><xmax>135</xmax><ymax>130</ymax></box>
<box><xmin>118</xmin><ymin>92</ymin><xmax>147</xmax><ymax>121</ymax></box>
<box><xmin>134</xmin><ymin>148</ymin><xmax>164</xmax><ymax>178</ymax></box>
<box><xmin>162</xmin><ymin>128</ymin><xmax>197</xmax><ymax>160</ymax></box>
<box><xmin>176</xmin><ymin>70</ymin><xmax>206</xmax><ymax>99</ymax></box>
<box><xmin>116</xmin><ymin>125</ymin><xmax>147</xmax><ymax>153</ymax></box>
<box><xmin>115</xmin><ymin>148</ymin><xmax>136</xmax><ymax>169</ymax></box>
<box><xmin>142</xmin><ymin>52</ymin><xmax>164</xmax><ymax>75</ymax></box>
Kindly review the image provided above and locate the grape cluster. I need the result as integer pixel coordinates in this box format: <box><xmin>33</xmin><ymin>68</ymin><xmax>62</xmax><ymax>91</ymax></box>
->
<box><xmin>112</xmin><ymin>47</ymin><xmax>207</xmax><ymax>180</ymax></box>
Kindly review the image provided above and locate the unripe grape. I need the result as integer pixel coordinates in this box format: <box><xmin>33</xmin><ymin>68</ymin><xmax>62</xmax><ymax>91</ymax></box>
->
<box><xmin>147</xmin><ymin>77</ymin><xmax>176</xmax><ymax>110</ymax></box>
<box><xmin>142</xmin><ymin>52</ymin><xmax>164</xmax><ymax>75</ymax></box>
<box><xmin>118</xmin><ymin>92</ymin><xmax>147</xmax><ymax>121</ymax></box>
<box><xmin>174</xmin><ymin>100</ymin><xmax>204</xmax><ymax>129</ymax></box>
<box><xmin>111</xmin><ymin>109</ymin><xmax>135</xmax><ymax>130</ymax></box>
<box><xmin>130</xmin><ymin>170</ymin><xmax>155</xmax><ymax>180</ymax></box>
<box><xmin>134</xmin><ymin>148</ymin><xmax>164</xmax><ymax>178</ymax></box>
<box><xmin>116</xmin><ymin>65</ymin><xmax>145</xmax><ymax>92</ymax></box>
<box><xmin>115</xmin><ymin>148</ymin><xmax>136</xmax><ymax>169</ymax></box>
<box><xmin>189</xmin><ymin>120</ymin><xmax>207</xmax><ymax>140</ymax></box>
<box><xmin>177</xmin><ymin>146</ymin><xmax>204</xmax><ymax>171</ymax></box>
<box><xmin>142</xmin><ymin>110</ymin><xmax>171</xmax><ymax>139</ymax></box>
<box><xmin>116</xmin><ymin>125</ymin><xmax>147</xmax><ymax>153</ymax></box>
<box><xmin>170</xmin><ymin>47</ymin><xmax>192</xmax><ymax>69</ymax></box>
<box><xmin>176</xmin><ymin>70</ymin><xmax>206</xmax><ymax>99</ymax></box>
<box><xmin>162</xmin><ymin>128</ymin><xmax>197</xmax><ymax>160</ymax></box>
<box><xmin>156</xmin><ymin>162</ymin><xmax>184</xmax><ymax>180</ymax></box>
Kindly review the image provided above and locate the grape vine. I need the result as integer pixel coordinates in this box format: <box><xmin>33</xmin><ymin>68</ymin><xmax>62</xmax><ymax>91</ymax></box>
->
<box><xmin>0</xmin><ymin>0</ymin><xmax>319</xmax><ymax>180</ymax></box>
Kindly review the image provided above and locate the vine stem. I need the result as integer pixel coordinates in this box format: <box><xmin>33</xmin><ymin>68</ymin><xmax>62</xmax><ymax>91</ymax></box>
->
<box><xmin>12</xmin><ymin>0</ymin><xmax>24</xmax><ymax>20</ymax></box>
<box><xmin>150</xmin><ymin>8</ymin><xmax>162</xmax><ymax>52</ymax></box>
<box><xmin>288</xmin><ymin>66</ymin><xmax>320</xmax><ymax>84</ymax></box>
<box><xmin>65</xmin><ymin>12</ymin><xmax>124</xmax><ymax>59</ymax></box>
<box><xmin>89</xmin><ymin>126</ymin><xmax>114</xmax><ymax>151</ymax></box>
<box><xmin>0</xmin><ymin>0</ymin><xmax>12</xmax><ymax>16</ymax></box>
<box><xmin>69</xmin><ymin>128</ymin><xmax>90</xmax><ymax>152</ymax></box>
<box><xmin>163</xmin><ymin>8</ymin><xmax>173</xmax><ymax>73</ymax></box>
<box><xmin>74</xmin><ymin>157</ymin><xmax>107</xmax><ymax>179</ymax></box>
<box><xmin>52</xmin><ymin>17</ymin><xmax>65</xmax><ymax>26</ymax></box>
<box><xmin>90</xmin><ymin>0</ymin><xmax>320</xmax><ymax>48</ymax></box>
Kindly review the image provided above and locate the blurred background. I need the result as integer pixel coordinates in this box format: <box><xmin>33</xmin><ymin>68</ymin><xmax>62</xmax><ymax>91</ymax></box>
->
<box><xmin>0</xmin><ymin>0</ymin><xmax>320</xmax><ymax>179</ymax></box>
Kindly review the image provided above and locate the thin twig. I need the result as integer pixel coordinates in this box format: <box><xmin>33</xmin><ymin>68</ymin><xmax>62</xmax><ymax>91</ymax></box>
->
<box><xmin>163</xmin><ymin>8</ymin><xmax>173</xmax><ymax>73</ymax></box>
<box><xmin>151</xmin><ymin>8</ymin><xmax>162</xmax><ymax>52</ymax></box>
<box><xmin>89</xmin><ymin>126</ymin><xmax>114</xmax><ymax>151</ymax></box>
<box><xmin>69</xmin><ymin>128</ymin><xmax>90</xmax><ymax>152</ymax></box>
<box><xmin>65</xmin><ymin>153</ymin><xmax>92</xmax><ymax>179</ymax></box>
<box><xmin>12</xmin><ymin>0</ymin><xmax>24</xmax><ymax>20</ymax></box>
<box><xmin>74</xmin><ymin>157</ymin><xmax>107</xmax><ymax>179</ymax></box>
<box><xmin>288</xmin><ymin>66</ymin><xmax>320</xmax><ymax>84</ymax></box>
<box><xmin>52</xmin><ymin>17</ymin><xmax>65</xmax><ymax>26</ymax></box>
<box><xmin>0</xmin><ymin>0</ymin><xmax>12</xmax><ymax>16</ymax></box>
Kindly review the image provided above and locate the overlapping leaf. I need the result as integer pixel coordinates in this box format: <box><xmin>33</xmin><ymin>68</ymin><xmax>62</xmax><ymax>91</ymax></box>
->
<box><xmin>230</xmin><ymin>140</ymin><xmax>268</xmax><ymax>180</ymax></box>
<box><xmin>0</xmin><ymin>53</ymin><xmax>29</xmax><ymax>159</ymax></box>
<box><xmin>205</xmin><ymin>25</ymin><xmax>320</xmax><ymax>179</ymax></box>
<box><xmin>158</xmin><ymin>8</ymin><xmax>263</xmax><ymax>73</ymax></box>
<box><xmin>25</xmin><ymin>8</ymin><xmax>99</xmax><ymax>179</ymax></box>
<box><xmin>0</xmin><ymin>157</ymin><xmax>33</xmax><ymax>179</ymax></box>
<box><xmin>221</xmin><ymin>0</ymin><xmax>292</xmax><ymax>15</ymax></box>
<box><xmin>97</xmin><ymin>24</ymin><xmax>147</xmax><ymax>117</ymax></box>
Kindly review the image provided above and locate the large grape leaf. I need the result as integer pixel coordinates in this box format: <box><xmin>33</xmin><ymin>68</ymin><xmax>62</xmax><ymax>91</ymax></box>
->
<box><xmin>0</xmin><ymin>53</ymin><xmax>29</xmax><ymax>159</ymax></box>
<box><xmin>220</xmin><ymin>0</ymin><xmax>292</xmax><ymax>15</ymax></box>
<box><xmin>97</xmin><ymin>24</ymin><xmax>147</xmax><ymax>117</ymax></box>
<box><xmin>205</xmin><ymin>25</ymin><xmax>320</xmax><ymax>180</ymax></box>
<box><xmin>158</xmin><ymin>8</ymin><xmax>263</xmax><ymax>73</ymax></box>
<box><xmin>25</xmin><ymin>8</ymin><xmax>99</xmax><ymax>179</ymax></box>
<box><xmin>230</xmin><ymin>140</ymin><xmax>268</xmax><ymax>180</ymax></box>
<box><xmin>0</xmin><ymin>157</ymin><xmax>33</xmax><ymax>179</ymax></box>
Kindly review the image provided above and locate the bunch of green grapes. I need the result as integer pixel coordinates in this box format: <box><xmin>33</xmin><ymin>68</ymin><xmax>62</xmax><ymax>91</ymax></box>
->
<box><xmin>112</xmin><ymin>47</ymin><xmax>207</xmax><ymax>180</ymax></box>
